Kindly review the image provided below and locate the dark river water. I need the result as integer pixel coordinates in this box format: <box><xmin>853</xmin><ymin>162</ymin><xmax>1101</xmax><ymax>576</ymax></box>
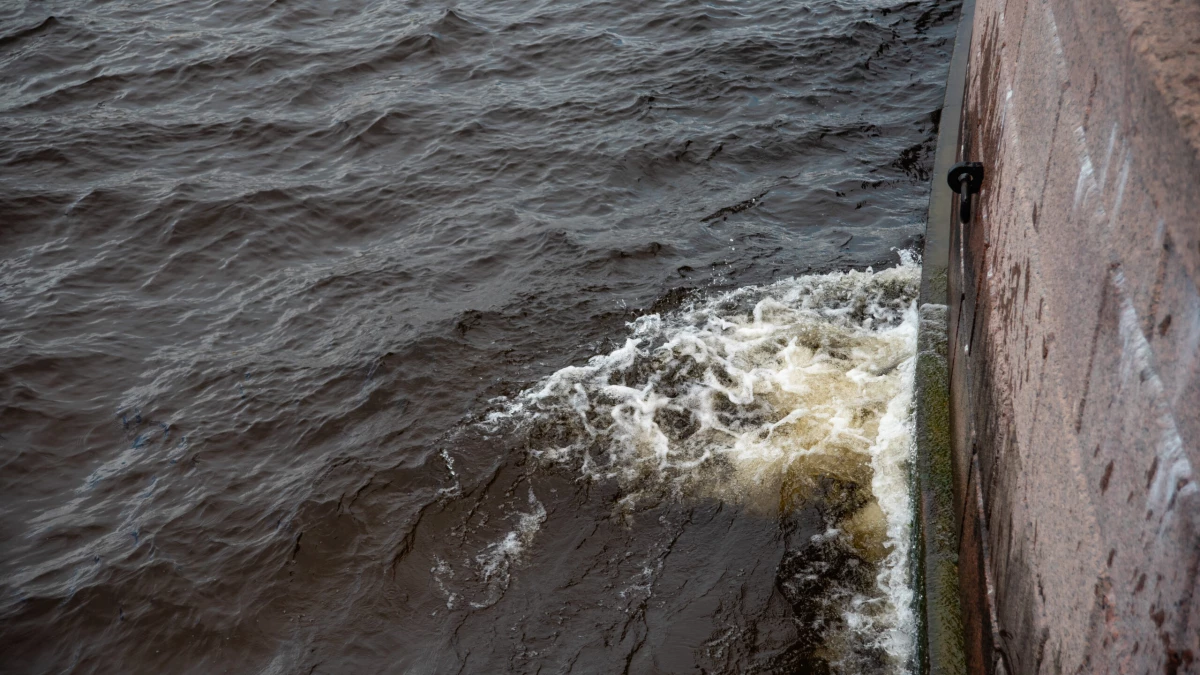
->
<box><xmin>0</xmin><ymin>0</ymin><xmax>959</xmax><ymax>672</ymax></box>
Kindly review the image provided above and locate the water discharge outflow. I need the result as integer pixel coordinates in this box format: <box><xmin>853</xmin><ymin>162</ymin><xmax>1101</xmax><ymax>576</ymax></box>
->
<box><xmin>485</xmin><ymin>252</ymin><xmax>921</xmax><ymax>671</ymax></box>
<box><xmin>0</xmin><ymin>0</ymin><xmax>963</xmax><ymax>668</ymax></box>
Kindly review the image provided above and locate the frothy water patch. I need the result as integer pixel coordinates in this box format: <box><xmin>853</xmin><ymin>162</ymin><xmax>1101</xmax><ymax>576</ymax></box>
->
<box><xmin>470</xmin><ymin>488</ymin><xmax>547</xmax><ymax>609</ymax></box>
<box><xmin>482</xmin><ymin>252</ymin><xmax>921</xmax><ymax>671</ymax></box>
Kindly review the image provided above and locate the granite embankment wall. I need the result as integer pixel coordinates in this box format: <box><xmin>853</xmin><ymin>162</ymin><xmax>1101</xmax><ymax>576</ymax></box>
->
<box><xmin>945</xmin><ymin>0</ymin><xmax>1200</xmax><ymax>672</ymax></box>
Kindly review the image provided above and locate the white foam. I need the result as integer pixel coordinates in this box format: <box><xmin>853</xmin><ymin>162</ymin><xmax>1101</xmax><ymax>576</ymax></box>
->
<box><xmin>485</xmin><ymin>252</ymin><xmax>921</xmax><ymax>668</ymax></box>
<box><xmin>469</xmin><ymin>488</ymin><xmax>547</xmax><ymax>609</ymax></box>
<box><xmin>430</xmin><ymin>556</ymin><xmax>461</xmax><ymax>610</ymax></box>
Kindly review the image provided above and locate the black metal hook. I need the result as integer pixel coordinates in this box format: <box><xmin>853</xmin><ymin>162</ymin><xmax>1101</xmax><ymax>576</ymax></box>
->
<box><xmin>947</xmin><ymin>162</ymin><xmax>984</xmax><ymax>224</ymax></box>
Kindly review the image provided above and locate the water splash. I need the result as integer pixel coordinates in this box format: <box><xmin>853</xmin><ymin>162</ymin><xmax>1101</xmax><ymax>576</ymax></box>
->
<box><xmin>485</xmin><ymin>252</ymin><xmax>921</xmax><ymax>670</ymax></box>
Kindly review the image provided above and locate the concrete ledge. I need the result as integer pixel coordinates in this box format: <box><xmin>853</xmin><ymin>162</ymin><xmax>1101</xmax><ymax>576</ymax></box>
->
<box><xmin>913</xmin><ymin>2</ymin><xmax>976</xmax><ymax>673</ymax></box>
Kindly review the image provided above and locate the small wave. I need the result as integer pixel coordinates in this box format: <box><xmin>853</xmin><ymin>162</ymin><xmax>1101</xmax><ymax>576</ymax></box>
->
<box><xmin>0</xmin><ymin>16</ymin><xmax>60</xmax><ymax>50</ymax></box>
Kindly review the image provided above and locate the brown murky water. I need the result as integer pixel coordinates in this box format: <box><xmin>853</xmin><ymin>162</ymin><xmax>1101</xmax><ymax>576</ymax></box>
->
<box><xmin>0</xmin><ymin>0</ymin><xmax>959</xmax><ymax>672</ymax></box>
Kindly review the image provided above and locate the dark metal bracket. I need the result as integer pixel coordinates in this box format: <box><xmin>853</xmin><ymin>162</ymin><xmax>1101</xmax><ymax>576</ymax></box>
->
<box><xmin>947</xmin><ymin>161</ymin><xmax>984</xmax><ymax>224</ymax></box>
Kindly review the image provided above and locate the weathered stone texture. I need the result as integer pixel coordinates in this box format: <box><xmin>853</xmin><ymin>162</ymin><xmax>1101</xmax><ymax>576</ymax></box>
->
<box><xmin>950</xmin><ymin>0</ymin><xmax>1200</xmax><ymax>672</ymax></box>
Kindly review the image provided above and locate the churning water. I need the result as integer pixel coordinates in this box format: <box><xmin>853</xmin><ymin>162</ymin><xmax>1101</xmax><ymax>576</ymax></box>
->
<box><xmin>479</xmin><ymin>256</ymin><xmax>922</xmax><ymax>669</ymax></box>
<box><xmin>0</xmin><ymin>0</ymin><xmax>958</xmax><ymax>672</ymax></box>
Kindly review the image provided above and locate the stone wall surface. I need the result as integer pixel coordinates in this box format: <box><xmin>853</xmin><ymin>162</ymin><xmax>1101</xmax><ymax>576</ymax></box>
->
<box><xmin>948</xmin><ymin>0</ymin><xmax>1200</xmax><ymax>672</ymax></box>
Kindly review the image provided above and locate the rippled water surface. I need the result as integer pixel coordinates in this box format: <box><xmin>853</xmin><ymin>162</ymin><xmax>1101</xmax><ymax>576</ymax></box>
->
<box><xmin>0</xmin><ymin>0</ymin><xmax>959</xmax><ymax>672</ymax></box>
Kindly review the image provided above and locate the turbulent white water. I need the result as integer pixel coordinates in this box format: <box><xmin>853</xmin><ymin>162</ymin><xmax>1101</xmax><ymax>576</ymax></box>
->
<box><xmin>482</xmin><ymin>252</ymin><xmax>922</xmax><ymax>671</ymax></box>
